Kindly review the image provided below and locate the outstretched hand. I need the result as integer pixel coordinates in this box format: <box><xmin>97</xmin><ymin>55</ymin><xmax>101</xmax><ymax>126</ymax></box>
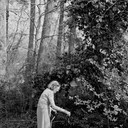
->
<box><xmin>66</xmin><ymin>111</ymin><xmax>71</xmax><ymax>117</ymax></box>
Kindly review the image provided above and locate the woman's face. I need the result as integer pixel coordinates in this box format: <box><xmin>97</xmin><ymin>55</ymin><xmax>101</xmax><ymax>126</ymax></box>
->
<box><xmin>53</xmin><ymin>86</ymin><xmax>60</xmax><ymax>93</ymax></box>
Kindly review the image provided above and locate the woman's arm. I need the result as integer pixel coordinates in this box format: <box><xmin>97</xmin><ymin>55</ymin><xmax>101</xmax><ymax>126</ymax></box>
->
<box><xmin>48</xmin><ymin>91</ymin><xmax>70</xmax><ymax>115</ymax></box>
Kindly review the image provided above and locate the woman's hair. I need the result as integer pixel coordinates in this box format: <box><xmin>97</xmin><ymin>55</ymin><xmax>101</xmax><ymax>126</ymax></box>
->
<box><xmin>48</xmin><ymin>80</ymin><xmax>60</xmax><ymax>90</ymax></box>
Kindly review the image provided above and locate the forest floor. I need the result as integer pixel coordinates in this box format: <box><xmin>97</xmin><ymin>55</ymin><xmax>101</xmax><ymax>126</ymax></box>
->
<box><xmin>0</xmin><ymin>114</ymin><xmax>37</xmax><ymax>128</ymax></box>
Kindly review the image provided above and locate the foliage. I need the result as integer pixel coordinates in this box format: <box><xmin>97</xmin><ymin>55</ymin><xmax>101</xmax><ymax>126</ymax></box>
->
<box><xmin>32</xmin><ymin>6</ymin><xmax>128</xmax><ymax>123</ymax></box>
<box><xmin>1</xmin><ymin>0</ymin><xmax>128</xmax><ymax>128</ymax></box>
<box><xmin>32</xmin><ymin>45</ymin><xmax>128</xmax><ymax>128</ymax></box>
<box><xmin>0</xmin><ymin>113</ymin><xmax>36</xmax><ymax>128</ymax></box>
<box><xmin>63</xmin><ymin>2</ymin><xmax>128</xmax><ymax>127</ymax></box>
<box><xmin>68</xmin><ymin>0</ymin><xmax>128</xmax><ymax>67</ymax></box>
<box><xmin>0</xmin><ymin>80</ymin><xmax>34</xmax><ymax>118</ymax></box>
<box><xmin>1</xmin><ymin>47</ymin><xmax>128</xmax><ymax>128</ymax></box>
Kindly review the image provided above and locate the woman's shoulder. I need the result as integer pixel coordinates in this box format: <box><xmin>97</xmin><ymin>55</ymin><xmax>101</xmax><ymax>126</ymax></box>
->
<box><xmin>44</xmin><ymin>88</ymin><xmax>53</xmax><ymax>94</ymax></box>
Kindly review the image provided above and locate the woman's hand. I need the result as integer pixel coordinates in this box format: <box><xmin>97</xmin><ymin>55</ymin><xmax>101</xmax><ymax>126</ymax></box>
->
<box><xmin>65</xmin><ymin>110</ymin><xmax>71</xmax><ymax>116</ymax></box>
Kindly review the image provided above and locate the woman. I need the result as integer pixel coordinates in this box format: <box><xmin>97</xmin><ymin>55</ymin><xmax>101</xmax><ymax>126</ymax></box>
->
<box><xmin>37</xmin><ymin>80</ymin><xmax>71</xmax><ymax>128</ymax></box>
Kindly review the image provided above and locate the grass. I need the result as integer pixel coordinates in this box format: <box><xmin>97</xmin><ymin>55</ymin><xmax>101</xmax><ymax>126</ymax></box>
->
<box><xmin>0</xmin><ymin>113</ymin><xmax>37</xmax><ymax>128</ymax></box>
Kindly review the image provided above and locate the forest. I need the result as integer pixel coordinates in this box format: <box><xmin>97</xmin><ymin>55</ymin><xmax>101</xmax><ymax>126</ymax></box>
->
<box><xmin>1</xmin><ymin>0</ymin><xmax>128</xmax><ymax>128</ymax></box>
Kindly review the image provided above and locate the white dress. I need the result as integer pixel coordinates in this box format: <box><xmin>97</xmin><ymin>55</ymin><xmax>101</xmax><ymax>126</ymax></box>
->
<box><xmin>37</xmin><ymin>88</ymin><xmax>64</xmax><ymax>128</ymax></box>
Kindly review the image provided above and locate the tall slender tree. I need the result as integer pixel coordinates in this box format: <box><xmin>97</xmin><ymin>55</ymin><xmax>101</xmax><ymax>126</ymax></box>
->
<box><xmin>26</xmin><ymin>0</ymin><xmax>35</xmax><ymax>80</ymax></box>
<box><xmin>0</xmin><ymin>0</ymin><xmax>7</xmax><ymax>78</ymax></box>
<box><xmin>37</xmin><ymin>0</ymin><xmax>59</xmax><ymax>74</ymax></box>
<box><xmin>33</xmin><ymin>0</ymin><xmax>46</xmax><ymax>73</ymax></box>
<box><xmin>56</xmin><ymin>0</ymin><xmax>65</xmax><ymax>58</ymax></box>
<box><xmin>25</xmin><ymin>0</ymin><xmax>35</xmax><ymax>114</ymax></box>
<box><xmin>6</xmin><ymin>0</ymin><xmax>9</xmax><ymax>43</ymax></box>
<box><xmin>68</xmin><ymin>16</ymin><xmax>76</xmax><ymax>55</ymax></box>
<box><xmin>0</xmin><ymin>0</ymin><xmax>7</xmax><ymax>45</ymax></box>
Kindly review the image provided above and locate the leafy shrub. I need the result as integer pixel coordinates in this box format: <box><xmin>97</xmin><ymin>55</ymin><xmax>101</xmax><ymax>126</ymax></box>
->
<box><xmin>0</xmin><ymin>80</ymin><xmax>35</xmax><ymax>118</ymax></box>
<box><xmin>32</xmin><ymin>49</ymin><xmax>128</xmax><ymax>128</ymax></box>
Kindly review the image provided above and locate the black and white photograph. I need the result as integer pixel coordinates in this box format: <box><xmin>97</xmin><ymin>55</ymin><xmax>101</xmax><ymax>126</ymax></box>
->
<box><xmin>0</xmin><ymin>0</ymin><xmax>128</xmax><ymax>128</ymax></box>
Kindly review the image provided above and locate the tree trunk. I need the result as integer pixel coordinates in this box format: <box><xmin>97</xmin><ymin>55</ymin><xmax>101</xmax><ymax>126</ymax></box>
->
<box><xmin>68</xmin><ymin>16</ymin><xmax>76</xmax><ymax>55</ymax></box>
<box><xmin>37</xmin><ymin>0</ymin><xmax>59</xmax><ymax>74</ymax></box>
<box><xmin>0</xmin><ymin>0</ymin><xmax>7</xmax><ymax>78</ymax></box>
<box><xmin>56</xmin><ymin>0</ymin><xmax>64</xmax><ymax>58</ymax></box>
<box><xmin>25</xmin><ymin>0</ymin><xmax>36</xmax><ymax>114</ymax></box>
<box><xmin>6</xmin><ymin>0</ymin><xmax>9</xmax><ymax>43</ymax></box>
<box><xmin>33</xmin><ymin>0</ymin><xmax>46</xmax><ymax>73</ymax></box>
<box><xmin>0</xmin><ymin>0</ymin><xmax>7</xmax><ymax>45</ymax></box>
<box><xmin>26</xmin><ymin>0</ymin><xmax>35</xmax><ymax>80</ymax></box>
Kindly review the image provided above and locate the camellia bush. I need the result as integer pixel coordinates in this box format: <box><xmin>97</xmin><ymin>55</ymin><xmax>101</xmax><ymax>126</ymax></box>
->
<box><xmin>33</xmin><ymin>1</ymin><xmax>128</xmax><ymax>125</ymax></box>
<box><xmin>33</xmin><ymin>46</ymin><xmax>128</xmax><ymax>128</ymax></box>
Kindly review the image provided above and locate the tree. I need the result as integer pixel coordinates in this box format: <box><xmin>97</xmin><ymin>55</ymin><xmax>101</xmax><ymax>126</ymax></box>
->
<box><xmin>25</xmin><ymin>0</ymin><xmax>35</xmax><ymax>80</ymax></box>
<box><xmin>68</xmin><ymin>16</ymin><xmax>76</xmax><ymax>55</ymax></box>
<box><xmin>56</xmin><ymin>0</ymin><xmax>65</xmax><ymax>58</ymax></box>
<box><xmin>0</xmin><ymin>0</ymin><xmax>7</xmax><ymax>78</ymax></box>
<box><xmin>37</xmin><ymin>0</ymin><xmax>59</xmax><ymax>74</ymax></box>
<box><xmin>23</xmin><ymin>0</ymin><xmax>36</xmax><ymax>114</ymax></box>
<box><xmin>6</xmin><ymin>0</ymin><xmax>9</xmax><ymax>43</ymax></box>
<box><xmin>0</xmin><ymin>0</ymin><xmax>7</xmax><ymax>45</ymax></box>
<box><xmin>33</xmin><ymin>0</ymin><xmax>46</xmax><ymax>73</ymax></box>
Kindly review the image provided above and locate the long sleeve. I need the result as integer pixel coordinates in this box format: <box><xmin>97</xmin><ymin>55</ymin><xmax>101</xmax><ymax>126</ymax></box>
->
<box><xmin>48</xmin><ymin>91</ymin><xmax>66</xmax><ymax>113</ymax></box>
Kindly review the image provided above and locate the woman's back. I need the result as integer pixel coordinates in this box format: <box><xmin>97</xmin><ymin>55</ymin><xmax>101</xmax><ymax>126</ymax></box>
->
<box><xmin>38</xmin><ymin>88</ymin><xmax>53</xmax><ymax>108</ymax></box>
